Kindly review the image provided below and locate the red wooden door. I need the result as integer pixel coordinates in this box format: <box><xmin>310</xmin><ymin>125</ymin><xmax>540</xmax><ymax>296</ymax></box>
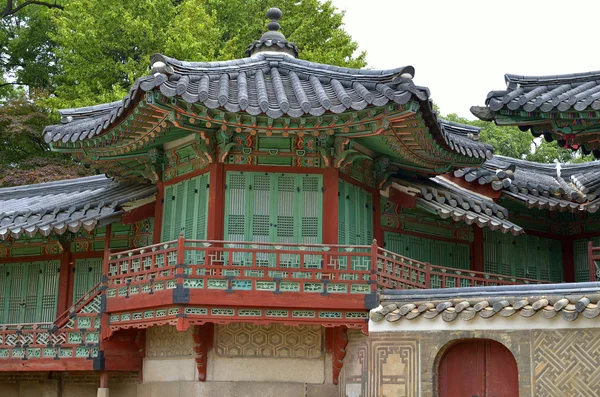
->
<box><xmin>439</xmin><ymin>339</ymin><xmax>518</xmax><ymax>397</ymax></box>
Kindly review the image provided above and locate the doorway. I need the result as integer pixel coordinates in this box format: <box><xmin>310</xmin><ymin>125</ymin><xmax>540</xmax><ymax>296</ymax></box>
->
<box><xmin>439</xmin><ymin>339</ymin><xmax>518</xmax><ymax>397</ymax></box>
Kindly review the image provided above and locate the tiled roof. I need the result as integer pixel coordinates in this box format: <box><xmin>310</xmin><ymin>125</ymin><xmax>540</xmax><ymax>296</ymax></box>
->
<box><xmin>0</xmin><ymin>176</ymin><xmax>156</xmax><ymax>240</ymax></box>
<box><xmin>454</xmin><ymin>156</ymin><xmax>600</xmax><ymax>213</ymax></box>
<box><xmin>43</xmin><ymin>52</ymin><xmax>422</xmax><ymax>143</ymax></box>
<box><xmin>472</xmin><ymin>71</ymin><xmax>600</xmax><ymax>115</ymax></box>
<box><xmin>370</xmin><ymin>282</ymin><xmax>600</xmax><ymax>322</ymax></box>
<box><xmin>392</xmin><ymin>174</ymin><xmax>523</xmax><ymax>235</ymax></box>
<box><xmin>42</xmin><ymin>53</ymin><xmax>492</xmax><ymax>163</ymax></box>
<box><xmin>438</xmin><ymin>120</ymin><xmax>493</xmax><ymax>160</ymax></box>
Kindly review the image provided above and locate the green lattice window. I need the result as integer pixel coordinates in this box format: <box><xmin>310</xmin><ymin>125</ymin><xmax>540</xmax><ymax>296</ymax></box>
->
<box><xmin>483</xmin><ymin>229</ymin><xmax>562</xmax><ymax>282</ymax></box>
<box><xmin>384</xmin><ymin>232</ymin><xmax>470</xmax><ymax>270</ymax></box>
<box><xmin>224</xmin><ymin>172</ymin><xmax>323</xmax><ymax>246</ymax></box>
<box><xmin>161</xmin><ymin>173</ymin><xmax>210</xmax><ymax>242</ymax></box>
<box><xmin>0</xmin><ymin>261</ymin><xmax>60</xmax><ymax>324</ymax></box>
<box><xmin>573</xmin><ymin>237</ymin><xmax>600</xmax><ymax>282</ymax></box>
<box><xmin>72</xmin><ymin>258</ymin><xmax>103</xmax><ymax>303</ymax></box>
<box><xmin>338</xmin><ymin>180</ymin><xmax>373</xmax><ymax>246</ymax></box>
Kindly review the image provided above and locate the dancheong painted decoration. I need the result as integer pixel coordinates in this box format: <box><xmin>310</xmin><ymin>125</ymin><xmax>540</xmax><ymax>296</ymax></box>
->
<box><xmin>3</xmin><ymin>6</ymin><xmax>600</xmax><ymax>397</ymax></box>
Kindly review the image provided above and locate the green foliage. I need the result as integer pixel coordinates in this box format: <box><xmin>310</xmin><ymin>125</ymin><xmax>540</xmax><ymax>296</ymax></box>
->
<box><xmin>47</xmin><ymin>0</ymin><xmax>365</xmax><ymax>109</ymax></box>
<box><xmin>442</xmin><ymin>113</ymin><xmax>593</xmax><ymax>164</ymax></box>
<box><xmin>0</xmin><ymin>0</ymin><xmax>365</xmax><ymax>184</ymax></box>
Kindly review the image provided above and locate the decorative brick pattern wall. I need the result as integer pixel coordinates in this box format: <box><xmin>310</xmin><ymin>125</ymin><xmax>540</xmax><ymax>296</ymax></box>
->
<box><xmin>342</xmin><ymin>328</ymin><xmax>600</xmax><ymax>396</ymax></box>
<box><xmin>215</xmin><ymin>323</ymin><xmax>322</xmax><ymax>358</ymax></box>
<box><xmin>533</xmin><ymin>329</ymin><xmax>600</xmax><ymax>396</ymax></box>
<box><xmin>146</xmin><ymin>325</ymin><xmax>194</xmax><ymax>358</ymax></box>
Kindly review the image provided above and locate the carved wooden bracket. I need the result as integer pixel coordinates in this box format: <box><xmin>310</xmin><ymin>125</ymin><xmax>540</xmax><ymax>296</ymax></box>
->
<box><xmin>326</xmin><ymin>326</ymin><xmax>348</xmax><ymax>385</ymax></box>
<box><xmin>193</xmin><ymin>323</ymin><xmax>214</xmax><ymax>381</ymax></box>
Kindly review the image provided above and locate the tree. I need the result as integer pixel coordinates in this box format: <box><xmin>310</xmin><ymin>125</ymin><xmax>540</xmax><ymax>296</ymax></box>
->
<box><xmin>47</xmin><ymin>0</ymin><xmax>366</xmax><ymax>109</ymax></box>
<box><xmin>1</xmin><ymin>0</ymin><xmax>63</xmax><ymax>18</ymax></box>
<box><xmin>0</xmin><ymin>0</ymin><xmax>366</xmax><ymax>186</ymax></box>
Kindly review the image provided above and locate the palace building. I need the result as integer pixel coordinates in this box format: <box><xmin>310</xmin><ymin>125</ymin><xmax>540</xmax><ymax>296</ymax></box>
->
<box><xmin>2</xmin><ymin>7</ymin><xmax>600</xmax><ymax>397</ymax></box>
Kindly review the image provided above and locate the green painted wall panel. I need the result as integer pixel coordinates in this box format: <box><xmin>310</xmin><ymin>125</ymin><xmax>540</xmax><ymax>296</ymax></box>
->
<box><xmin>72</xmin><ymin>258</ymin><xmax>103</xmax><ymax>304</ymax></box>
<box><xmin>574</xmin><ymin>237</ymin><xmax>600</xmax><ymax>282</ymax></box>
<box><xmin>338</xmin><ymin>180</ymin><xmax>373</xmax><ymax>246</ymax></box>
<box><xmin>0</xmin><ymin>261</ymin><xmax>60</xmax><ymax>324</ymax></box>
<box><xmin>224</xmin><ymin>171</ymin><xmax>323</xmax><ymax>245</ymax></box>
<box><xmin>161</xmin><ymin>173</ymin><xmax>210</xmax><ymax>242</ymax></box>
<box><xmin>483</xmin><ymin>229</ymin><xmax>562</xmax><ymax>282</ymax></box>
<box><xmin>384</xmin><ymin>232</ymin><xmax>470</xmax><ymax>270</ymax></box>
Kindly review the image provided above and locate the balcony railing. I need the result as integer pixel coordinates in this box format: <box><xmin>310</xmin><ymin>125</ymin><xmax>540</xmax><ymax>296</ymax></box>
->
<box><xmin>0</xmin><ymin>282</ymin><xmax>102</xmax><ymax>362</ymax></box>
<box><xmin>376</xmin><ymin>248</ymin><xmax>548</xmax><ymax>289</ymax></box>
<box><xmin>106</xmin><ymin>238</ymin><xmax>374</xmax><ymax>299</ymax></box>
<box><xmin>106</xmin><ymin>236</ymin><xmax>549</xmax><ymax>300</ymax></box>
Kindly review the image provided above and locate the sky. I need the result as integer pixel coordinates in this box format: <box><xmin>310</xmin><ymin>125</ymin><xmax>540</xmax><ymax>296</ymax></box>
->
<box><xmin>330</xmin><ymin>0</ymin><xmax>600</xmax><ymax>119</ymax></box>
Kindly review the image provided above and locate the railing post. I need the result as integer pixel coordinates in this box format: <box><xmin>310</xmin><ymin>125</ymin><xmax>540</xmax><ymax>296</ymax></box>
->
<box><xmin>425</xmin><ymin>262</ymin><xmax>431</xmax><ymax>289</ymax></box>
<box><xmin>174</xmin><ymin>233</ymin><xmax>190</xmax><ymax>316</ymax></box>
<box><xmin>589</xmin><ymin>241</ymin><xmax>597</xmax><ymax>282</ymax></box>
<box><xmin>370</xmin><ymin>240</ymin><xmax>379</xmax><ymax>301</ymax></box>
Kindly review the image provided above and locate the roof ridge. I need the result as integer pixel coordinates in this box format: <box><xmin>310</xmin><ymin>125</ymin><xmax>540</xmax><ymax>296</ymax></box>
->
<box><xmin>0</xmin><ymin>175</ymin><xmax>111</xmax><ymax>197</ymax></box>
<box><xmin>505</xmin><ymin>70</ymin><xmax>600</xmax><ymax>87</ymax></box>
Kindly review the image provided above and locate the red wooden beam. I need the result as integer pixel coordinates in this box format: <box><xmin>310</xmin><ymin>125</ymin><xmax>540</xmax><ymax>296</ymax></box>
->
<box><xmin>0</xmin><ymin>358</ymin><xmax>94</xmax><ymax>371</ymax></box>
<box><xmin>207</xmin><ymin>162</ymin><xmax>225</xmax><ymax>241</ymax></box>
<box><xmin>389</xmin><ymin>187</ymin><xmax>417</xmax><ymax>209</ymax></box>
<box><xmin>562</xmin><ymin>238</ymin><xmax>575</xmax><ymax>283</ymax></box>
<box><xmin>373</xmin><ymin>189</ymin><xmax>384</xmax><ymax>246</ymax></box>
<box><xmin>323</xmin><ymin>167</ymin><xmax>339</xmax><ymax>245</ymax></box>
<box><xmin>152</xmin><ymin>181</ymin><xmax>165</xmax><ymax>244</ymax></box>
<box><xmin>105</xmin><ymin>289</ymin><xmax>367</xmax><ymax>312</ymax></box>
<box><xmin>56</xmin><ymin>247</ymin><xmax>72</xmax><ymax>316</ymax></box>
<box><xmin>471</xmin><ymin>226</ymin><xmax>484</xmax><ymax>273</ymax></box>
<box><xmin>440</xmin><ymin>174</ymin><xmax>502</xmax><ymax>200</ymax></box>
<box><xmin>121</xmin><ymin>202</ymin><xmax>155</xmax><ymax>225</ymax></box>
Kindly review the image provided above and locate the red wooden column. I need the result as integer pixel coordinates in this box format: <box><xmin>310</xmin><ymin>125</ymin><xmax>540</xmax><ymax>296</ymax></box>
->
<box><xmin>207</xmin><ymin>162</ymin><xmax>225</xmax><ymax>241</ymax></box>
<box><xmin>152</xmin><ymin>181</ymin><xmax>165</xmax><ymax>244</ymax></box>
<box><xmin>100</xmin><ymin>224</ymin><xmax>112</xmax><ymax>341</ymax></box>
<box><xmin>322</xmin><ymin>167</ymin><xmax>339</xmax><ymax>245</ymax></box>
<box><xmin>372</xmin><ymin>189</ymin><xmax>383</xmax><ymax>247</ymax></box>
<box><xmin>471</xmin><ymin>226</ymin><xmax>484</xmax><ymax>273</ymax></box>
<box><xmin>56</xmin><ymin>243</ymin><xmax>72</xmax><ymax>316</ymax></box>
<box><xmin>562</xmin><ymin>238</ymin><xmax>575</xmax><ymax>282</ymax></box>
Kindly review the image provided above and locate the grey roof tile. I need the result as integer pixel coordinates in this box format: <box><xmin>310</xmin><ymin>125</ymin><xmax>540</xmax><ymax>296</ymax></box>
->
<box><xmin>453</xmin><ymin>155</ymin><xmax>600</xmax><ymax>213</ymax></box>
<box><xmin>0</xmin><ymin>176</ymin><xmax>156</xmax><ymax>240</ymax></box>
<box><xmin>42</xmin><ymin>53</ymin><xmax>491</xmax><ymax>161</ymax></box>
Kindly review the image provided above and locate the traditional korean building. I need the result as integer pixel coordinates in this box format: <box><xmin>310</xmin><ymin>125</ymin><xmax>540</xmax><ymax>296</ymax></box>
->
<box><xmin>2</xmin><ymin>8</ymin><xmax>600</xmax><ymax>397</ymax></box>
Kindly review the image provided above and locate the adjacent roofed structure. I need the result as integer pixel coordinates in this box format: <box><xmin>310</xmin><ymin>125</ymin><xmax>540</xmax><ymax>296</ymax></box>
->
<box><xmin>471</xmin><ymin>71</ymin><xmax>600</xmax><ymax>157</ymax></box>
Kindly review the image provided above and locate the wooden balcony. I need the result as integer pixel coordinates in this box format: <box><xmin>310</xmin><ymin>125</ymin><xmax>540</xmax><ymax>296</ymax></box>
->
<box><xmin>103</xmin><ymin>235</ymin><xmax>550</xmax><ymax>332</ymax></box>
<box><xmin>0</xmin><ymin>236</ymin><xmax>555</xmax><ymax>369</ymax></box>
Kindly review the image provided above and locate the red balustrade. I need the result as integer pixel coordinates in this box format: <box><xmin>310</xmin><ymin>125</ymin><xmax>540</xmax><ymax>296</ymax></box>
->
<box><xmin>376</xmin><ymin>247</ymin><xmax>548</xmax><ymax>289</ymax></box>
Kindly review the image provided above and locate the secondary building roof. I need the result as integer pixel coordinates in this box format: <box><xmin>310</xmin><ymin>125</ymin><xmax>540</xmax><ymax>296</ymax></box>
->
<box><xmin>454</xmin><ymin>155</ymin><xmax>600</xmax><ymax>213</ymax></box>
<box><xmin>472</xmin><ymin>71</ymin><xmax>600</xmax><ymax>156</ymax></box>
<box><xmin>0</xmin><ymin>176</ymin><xmax>156</xmax><ymax>240</ymax></box>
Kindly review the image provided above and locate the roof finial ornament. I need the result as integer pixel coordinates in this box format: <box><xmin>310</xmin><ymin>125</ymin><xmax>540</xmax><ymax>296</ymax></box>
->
<box><xmin>266</xmin><ymin>7</ymin><xmax>282</xmax><ymax>32</ymax></box>
<box><xmin>245</xmin><ymin>7</ymin><xmax>299</xmax><ymax>58</ymax></box>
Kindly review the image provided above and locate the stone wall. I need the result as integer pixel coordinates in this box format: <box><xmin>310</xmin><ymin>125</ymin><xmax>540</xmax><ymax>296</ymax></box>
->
<box><xmin>340</xmin><ymin>328</ymin><xmax>600</xmax><ymax>397</ymax></box>
<box><xmin>139</xmin><ymin>323</ymin><xmax>337</xmax><ymax>397</ymax></box>
<box><xmin>0</xmin><ymin>372</ymin><xmax>138</xmax><ymax>397</ymax></box>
